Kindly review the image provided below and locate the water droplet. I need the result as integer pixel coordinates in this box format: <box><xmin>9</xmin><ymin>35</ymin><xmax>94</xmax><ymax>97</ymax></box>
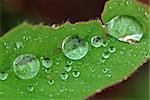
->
<box><xmin>23</xmin><ymin>36</ymin><xmax>29</xmax><ymax>41</ymax></box>
<box><xmin>45</xmin><ymin>68</ymin><xmax>51</xmax><ymax>73</ymax></box>
<box><xmin>16</xmin><ymin>41</ymin><xmax>24</xmax><ymax>49</ymax></box>
<box><xmin>27</xmin><ymin>85</ymin><xmax>34</xmax><ymax>92</ymax></box>
<box><xmin>41</xmin><ymin>58</ymin><xmax>53</xmax><ymax>69</ymax></box>
<box><xmin>106</xmin><ymin>16</ymin><xmax>143</xmax><ymax>44</ymax></box>
<box><xmin>99</xmin><ymin>57</ymin><xmax>105</xmax><ymax>64</ymax></box>
<box><xmin>64</xmin><ymin>65</ymin><xmax>72</xmax><ymax>72</ymax></box>
<box><xmin>67</xmin><ymin>60</ymin><xmax>73</xmax><ymax>65</ymax></box>
<box><xmin>48</xmin><ymin>80</ymin><xmax>55</xmax><ymax>85</ymax></box>
<box><xmin>102</xmin><ymin>51</ymin><xmax>110</xmax><ymax>59</ymax></box>
<box><xmin>0</xmin><ymin>72</ymin><xmax>8</xmax><ymax>81</ymax></box>
<box><xmin>91</xmin><ymin>36</ymin><xmax>103</xmax><ymax>48</ymax></box>
<box><xmin>13</xmin><ymin>54</ymin><xmax>40</xmax><ymax>79</ymax></box>
<box><xmin>108</xmin><ymin>46</ymin><xmax>116</xmax><ymax>53</ymax></box>
<box><xmin>33</xmin><ymin>81</ymin><xmax>38</xmax><ymax>86</ymax></box>
<box><xmin>60</xmin><ymin>73</ymin><xmax>68</xmax><ymax>80</ymax></box>
<box><xmin>62</xmin><ymin>35</ymin><xmax>89</xmax><ymax>60</ymax></box>
<box><xmin>102</xmin><ymin>68</ymin><xmax>110</xmax><ymax>74</ymax></box>
<box><xmin>72</xmin><ymin>70</ymin><xmax>80</xmax><ymax>78</ymax></box>
<box><xmin>108</xmin><ymin>6</ymin><xmax>112</xmax><ymax>9</ymax></box>
<box><xmin>102</xmin><ymin>40</ymin><xmax>108</xmax><ymax>47</ymax></box>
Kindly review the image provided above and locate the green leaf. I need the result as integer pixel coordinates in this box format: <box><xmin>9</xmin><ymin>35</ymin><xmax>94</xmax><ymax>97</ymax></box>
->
<box><xmin>0</xmin><ymin>0</ymin><xmax>149</xmax><ymax>99</ymax></box>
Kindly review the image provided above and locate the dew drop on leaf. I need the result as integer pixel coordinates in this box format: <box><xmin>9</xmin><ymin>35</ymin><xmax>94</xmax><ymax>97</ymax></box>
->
<box><xmin>0</xmin><ymin>72</ymin><xmax>8</xmax><ymax>81</ymax></box>
<box><xmin>102</xmin><ymin>40</ymin><xmax>108</xmax><ymax>47</ymax></box>
<box><xmin>91</xmin><ymin>36</ymin><xmax>103</xmax><ymax>48</ymax></box>
<box><xmin>27</xmin><ymin>85</ymin><xmax>34</xmax><ymax>92</ymax></box>
<box><xmin>108</xmin><ymin>46</ymin><xmax>116</xmax><ymax>53</ymax></box>
<box><xmin>102</xmin><ymin>51</ymin><xmax>110</xmax><ymax>59</ymax></box>
<box><xmin>99</xmin><ymin>57</ymin><xmax>105</xmax><ymax>64</ymax></box>
<box><xmin>106</xmin><ymin>16</ymin><xmax>143</xmax><ymax>44</ymax></box>
<box><xmin>60</xmin><ymin>73</ymin><xmax>68</xmax><ymax>80</ymax></box>
<box><xmin>48</xmin><ymin>80</ymin><xmax>55</xmax><ymax>85</ymax></box>
<box><xmin>72</xmin><ymin>70</ymin><xmax>80</xmax><ymax>78</ymax></box>
<box><xmin>13</xmin><ymin>54</ymin><xmax>40</xmax><ymax>79</ymax></box>
<box><xmin>67</xmin><ymin>60</ymin><xmax>73</xmax><ymax>65</ymax></box>
<box><xmin>45</xmin><ymin>68</ymin><xmax>51</xmax><ymax>74</ymax></box>
<box><xmin>15</xmin><ymin>41</ymin><xmax>24</xmax><ymax>49</ymax></box>
<box><xmin>64</xmin><ymin>65</ymin><xmax>72</xmax><ymax>72</ymax></box>
<box><xmin>41</xmin><ymin>57</ymin><xmax>53</xmax><ymax>69</ymax></box>
<box><xmin>62</xmin><ymin>35</ymin><xmax>89</xmax><ymax>60</ymax></box>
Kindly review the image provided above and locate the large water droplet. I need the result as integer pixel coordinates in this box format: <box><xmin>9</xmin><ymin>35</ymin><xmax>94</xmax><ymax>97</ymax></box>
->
<box><xmin>64</xmin><ymin>65</ymin><xmax>72</xmax><ymax>72</ymax></box>
<box><xmin>13</xmin><ymin>54</ymin><xmax>40</xmax><ymax>79</ymax></box>
<box><xmin>41</xmin><ymin>57</ymin><xmax>53</xmax><ymax>69</ymax></box>
<box><xmin>27</xmin><ymin>85</ymin><xmax>34</xmax><ymax>92</ymax></box>
<box><xmin>62</xmin><ymin>35</ymin><xmax>89</xmax><ymax>60</ymax></box>
<box><xmin>0</xmin><ymin>72</ymin><xmax>8</xmax><ymax>81</ymax></box>
<box><xmin>48</xmin><ymin>80</ymin><xmax>55</xmax><ymax>85</ymax></box>
<box><xmin>102</xmin><ymin>51</ymin><xmax>110</xmax><ymax>59</ymax></box>
<box><xmin>106</xmin><ymin>16</ymin><xmax>143</xmax><ymax>44</ymax></box>
<box><xmin>60</xmin><ymin>73</ymin><xmax>68</xmax><ymax>80</ymax></box>
<box><xmin>72</xmin><ymin>70</ymin><xmax>80</xmax><ymax>78</ymax></box>
<box><xmin>91</xmin><ymin>36</ymin><xmax>103</xmax><ymax>48</ymax></box>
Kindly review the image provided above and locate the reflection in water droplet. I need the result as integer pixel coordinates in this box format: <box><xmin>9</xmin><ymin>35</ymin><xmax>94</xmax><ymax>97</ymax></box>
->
<box><xmin>102</xmin><ymin>51</ymin><xmax>110</xmax><ymax>59</ymax></box>
<box><xmin>61</xmin><ymin>73</ymin><xmax>68</xmax><ymax>80</ymax></box>
<box><xmin>0</xmin><ymin>72</ymin><xmax>8</xmax><ymax>81</ymax></box>
<box><xmin>91</xmin><ymin>36</ymin><xmax>103</xmax><ymax>48</ymax></box>
<box><xmin>27</xmin><ymin>85</ymin><xmax>34</xmax><ymax>92</ymax></box>
<box><xmin>62</xmin><ymin>35</ymin><xmax>89</xmax><ymax>60</ymax></box>
<box><xmin>13</xmin><ymin>54</ymin><xmax>40</xmax><ymax>79</ymax></box>
<box><xmin>106</xmin><ymin>16</ymin><xmax>143</xmax><ymax>44</ymax></box>
<box><xmin>48</xmin><ymin>80</ymin><xmax>54</xmax><ymax>85</ymax></box>
<box><xmin>72</xmin><ymin>70</ymin><xmax>80</xmax><ymax>78</ymax></box>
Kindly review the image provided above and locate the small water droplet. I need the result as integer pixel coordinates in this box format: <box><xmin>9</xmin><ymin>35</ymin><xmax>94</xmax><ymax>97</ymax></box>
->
<box><xmin>102</xmin><ymin>68</ymin><xmax>110</xmax><ymax>74</ymax></box>
<box><xmin>108</xmin><ymin>46</ymin><xmax>116</xmax><ymax>53</ymax></box>
<box><xmin>16</xmin><ymin>41</ymin><xmax>24</xmax><ymax>49</ymax></box>
<box><xmin>102</xmin><ymin>40</ymin><xmax>108</xmax><ymax>47</ymax></box>
<box><xmin>99</xmin><ymin>57</ymin><xmax>105</xmax><ymax>64</ymax></box>
<box><xmin>48</xmin><ymin>80</ymin><xmax>54</xmax><ymax>85</ymax></box>
<box><xmin>72</xmin><ymin>70</ymin><xmax>80</xmax><ymax>78</ymax></box>
<box><xmin>27</xmin><ymin>85</ymin><xmax>34</xmax><ymax>92</ymax></box>
<box><xmin>23</xmin><ymin>36</ymin><xmax>29</xmax><ymax>41</ymax></box>
<box><xmin>62</xmin><ymin>35</ymin><xmax>89</xmax><ymax>60</ymax></box>
<box><xmin>45</xmin><ymin>68</ymin><xmax>51</xmax><ymax>73</ymax></box>
<box><xmin>13</xmin><ymin>54</ymin><xmax>40</xmax><ymax>79</ymax></box>
<box><xmin>0</xmin><ymin>72</ymin><xmax>8</xmax><ymax>81</ymax></box>
<box><xmin>102</xmin><ymin>51</ymin><xmax>110</xmax><ymax>59</ymax></box>
<box><xmin>64</xmin><ymin>65</ymin><xmax>72</xmax><ymax>72</ymax></box>
<box><xmin>41</xmin><ymin>57</ymin><xmax>53</xmax><ymax>69</ymax></box>
<box><xmin>91</xmin><ymin>36</ymin><xmax>103</xmax><ymax>48</ymax></box>
<box><xmin>108</xmin><ymin>6</ymin><xmax>112</xmax><ymax>9</ymax></box>
<box><xmin>33</xmin><ymin>81</ymin><xmax>38</xmax><ymax>86</ymax></box>
<box><xmin>67</xmin><ymin>60</ymin><xmax>73</xmax><ymax>65</ymax></box>
<box><xmin>61</xmin><ymin>73</ymin><xmax>68</xmax><ymax>80</ymax></box>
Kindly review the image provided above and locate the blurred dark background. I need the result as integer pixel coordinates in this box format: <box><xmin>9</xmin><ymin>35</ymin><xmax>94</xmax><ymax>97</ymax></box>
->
<box><xmin>0</xmin><ymin>0</ymin><xmax>149</xmax><ymax>100</ymax></box>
